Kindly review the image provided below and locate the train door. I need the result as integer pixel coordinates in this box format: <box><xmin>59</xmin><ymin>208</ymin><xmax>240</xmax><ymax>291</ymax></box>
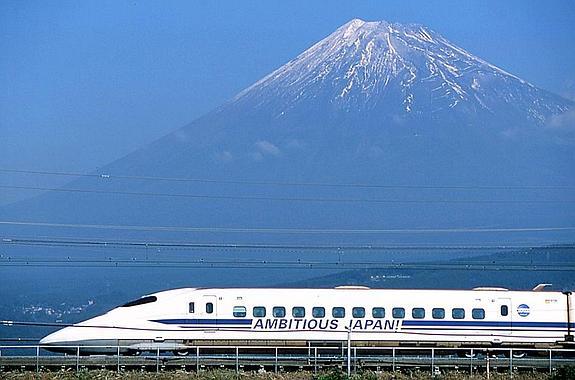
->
<box><xmin>203</xmin><ymin>295</ymin><xmax>218</xmax><ymax>325</ymax></box>
<box><xmin>497</xmin><ymin>298</ymin><xmax>512</xmax><ymax>336</ymax></box>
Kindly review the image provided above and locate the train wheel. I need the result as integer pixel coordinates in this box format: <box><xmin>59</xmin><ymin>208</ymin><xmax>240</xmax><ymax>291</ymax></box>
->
<box><xmin>497</xmin><ymin>350</ymin><xmax>527</xmax><ymax>359</ymax></box>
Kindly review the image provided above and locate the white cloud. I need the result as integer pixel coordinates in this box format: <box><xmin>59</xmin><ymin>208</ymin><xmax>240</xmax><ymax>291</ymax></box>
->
<box><xmin>215</xmin><ymin>150</ymin><xmax>234</xmax><ymax>162</ymax></box>
<box><xmin>255</xmin><ymin>140</ymin><xmax>281</xmax><ymax>157</ymax></box>
<box><xmin>546</xmin><ymin>109</ymin><xmax>575</xmax><ymax>131</ymax></box>
<box><xmin>501</xmin><ymin>128</ymin><xmax>520</xmax><ymax>139</ymax></box>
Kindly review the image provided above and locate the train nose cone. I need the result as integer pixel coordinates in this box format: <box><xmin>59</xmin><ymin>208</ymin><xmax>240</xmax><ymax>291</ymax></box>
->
<box><xmin>38</xmin><ymin>332</ymin><xmax>57</xmax><ymax>345</ymax></box>
<box><xmin>39</xmin><ymin>327</ymin><xmax>78</xmax><ymax>353</ymax></box>
<box><xmin>39</xmin><ymin>332</ymin><xmax>57</xmax><ymax>345</ymax></box>
<box><xmin>40</xmin><ymin>327</ymin><xmax>69</xmax><ymax>345</ymax></box>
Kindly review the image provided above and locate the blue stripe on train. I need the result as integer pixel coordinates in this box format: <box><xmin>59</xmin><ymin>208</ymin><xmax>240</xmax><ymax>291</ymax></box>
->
<box><xmin>152</xmin><ymin>319</ymin><xmax>253</xmax><ymax>325</ymax></box>
<box><xmin>402</xmin><ymin>320</ymin><xmax>574</xmax><ymax>328</ymax></box>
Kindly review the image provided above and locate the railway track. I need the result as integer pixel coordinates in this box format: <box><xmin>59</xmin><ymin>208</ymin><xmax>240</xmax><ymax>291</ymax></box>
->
<box><xmin>0</xmin><ymin>345</ymin><xmax>573</xmax><ymax>375</ymax></box>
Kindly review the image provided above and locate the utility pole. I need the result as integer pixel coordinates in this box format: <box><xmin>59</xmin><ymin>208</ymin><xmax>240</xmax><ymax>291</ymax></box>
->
<box><xmin>346</xmin><ymin>327</ymin><xmax>351</xmax><ymax>377</ymax></box>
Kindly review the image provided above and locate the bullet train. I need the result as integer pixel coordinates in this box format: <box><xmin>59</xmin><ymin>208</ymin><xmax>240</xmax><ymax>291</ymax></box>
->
<box><xmin>40</xmin><ymin>285</ymin><xmax>574</xmax><ymax>354</ymax></box>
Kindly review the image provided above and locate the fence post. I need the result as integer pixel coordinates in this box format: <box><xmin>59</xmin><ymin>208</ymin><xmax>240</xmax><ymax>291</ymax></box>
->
<box><xmin>431</xmin><ymin>348</ymin><xmax>434</xmax><ymax>376</ymax></box>
<box><xmin>346</xmin><ymin>328</ymin><xmax>351</xmax><ymax>378</ymax></box>
<box><xmin>469</xmin><ymin>348</ymin><xmax>473</xmax><ymax>376</ymax></box>
<box><xmin>549</xmin><ymin>349</ymin><xmax>552</xmax><ymax>374</ymax></box>
<box><xmin>274</xmin><ymin>347</ymin><xmax>278</xmax><ymax>373</ymax></box>
<box><xmin>76</xmin><ymin>346</ymin><xmax>80</xmax><ymax>372</ymax></box>
<box><xmin>486</xmin><ymin>354</ymin><xmax>490</xmax><ymax>380</ymax></box>
<box><xmin>117</xmin><ymin>345</ymin><xmax>120</xmax><ymax>372</ymax></box>
<box><xmin>235</xmin><ymin>346</ymin><xmax>239</xmax><ymax>375</ymax></box>
<box><xmin>36</xmin><ymin>345</ymin><xmax>39</xmax><ymax>373</ymax></box>
<box><xmin>196</xmin><ymin>346</ymin><xmax>200</xmax><ymax>373</ymax></box>
<box><xmin>392</xmin><ymin>347</ymin><xmax>396</xmax><ymax>373</ymax></box>
<box><xmin>509</xmin><ymin>348</ymin><xmax>513</xmax><ymax>378</ymax></box>
<box><xmin>156</xmin><ymin>347</ymin><xmax>160</xmax><ymax>373</ymax></box>
<box><xmin>314</xmin><ymin>347</ymin><xmax>318</xmax><ymax>374</ymax></box>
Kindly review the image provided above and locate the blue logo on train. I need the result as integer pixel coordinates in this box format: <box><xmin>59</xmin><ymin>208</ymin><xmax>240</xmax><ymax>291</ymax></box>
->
<box><xmin>517</xmin><ymin>304</ymin><xmax>530</xmax><ymax>317</ymax></box>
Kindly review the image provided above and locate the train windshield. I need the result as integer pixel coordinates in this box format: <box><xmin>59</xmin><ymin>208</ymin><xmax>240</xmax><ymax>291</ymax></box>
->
<box><xmin>120</xmin><ymin>296</ymin><xmax>158</xmax><ymax>307</ymax></box>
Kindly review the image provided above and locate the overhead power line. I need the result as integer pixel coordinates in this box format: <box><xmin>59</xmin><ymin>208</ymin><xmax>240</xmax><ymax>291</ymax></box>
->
<box><xmin>0</xmin><ymin>338</ymin><xmax>39</xmax><ymax>342</ymax></box>
<box><xmin>2</xmin><ymin>168</ymin><xmax>573</xmax><ymax>190</ymax></box>
<box><xmin>2</xmin><ymin>185</ymin><xmax>573</xmax><ymax>204</ymax></box>
<box><xmin>2</xmin><ymin>221</ymin><xmax>575</xmax><ymax>234</ymax></box>
<box><xmin>0</xmin><ymin>259</ymin><xmax>572</xmax><ymax>271</ymax></box>
<box><xmin>1</xmin><ymin>236</ymin><xmax>573</xmax><ymax>251</ymax></box>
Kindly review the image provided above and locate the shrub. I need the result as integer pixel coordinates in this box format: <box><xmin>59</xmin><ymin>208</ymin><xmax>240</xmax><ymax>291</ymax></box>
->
<box><xmin>551</xmin><ymin>366</ymin><xmax>575</xmax><ymax>380</ymax></box>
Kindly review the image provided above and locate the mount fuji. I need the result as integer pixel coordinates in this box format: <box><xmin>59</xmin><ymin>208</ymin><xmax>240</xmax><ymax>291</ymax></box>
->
<box><xmin>3</xmin><ymin>19</ymin><xmax>574</xmax><ymax>245</ymax></box>
<box><xmin>4</xmin><ymin>19</ymin><xmax>575</xmax><ymax>338</ymax></box>
<box><xmin>235</xmin><ymin>19</ymin><xmax>570</xmax><ymax>122</ymax></box>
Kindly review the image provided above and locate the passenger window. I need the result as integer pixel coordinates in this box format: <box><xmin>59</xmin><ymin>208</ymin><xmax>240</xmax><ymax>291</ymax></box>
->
<box><xmin>273</xmin><ymin>306</ymin><xmax>286</xmax><ymax>318</ymax></box>
<box><xmin>352</xmin><ymin>307</ymin><xmax>365</xmax><ymax>318</ymax></box>
<box><xmin>432</xmin><ymin>308</ymin><xmax>445</xmax><ymax>319</ymax></box>
<box><xmin>392</xmin><ymin>308</ymin><xmax>405</xmax><ymax>319</ymax></box>
<box><xmin>292</xmin><ymin>307</ymin><xmax>305</xmax><ymax>318</ymax></box>
<box><xmin>189</xmin><ymin>302</ymin><xmax>195</xmax><ymax>314</ymax></box>
<box><xmin>452</xmin><ymin>308</ymin><xmax>465</xmax><ymax>319</ymax></box>
<box><xmin>233</xmin><ymin>306</ymin><xmax>246</xmax><ymax>317</ymax></box>
<box><xmin>412</xmin><ymin>308</ymin><xmax>425</xmax><ymax>319</ymax></box>
<box><xmin>501</xmin><ymin>305</ymin><xmax>508</xmax><ymax>316</ymax></box>
<box><xmin>372</xmin><ymin>307</ymin><xmax>385</xmax><ymax>318</ymax></box>
<box><xmin>253</xmin><ymin>306</ymin><xmax>266</xmax><ymax>317</ymax></box>
<box><xmin>332</xmin><ymin>307</ymin><xmax>345</xmax><ymax>318</ymax></box>
<box><xmin>206</xmin><ymin>302</ymin><xmax>213</xmax><ymax>314</ymax></box>
<box><xmin>472</xmin><ymin>308</ymin><xmax>485</xmax><ymax>320</ymax></box>
<box><xmin>312</xmin><ymin>307</ymin><xmax>325</xmax><ymax>318</ymax></box>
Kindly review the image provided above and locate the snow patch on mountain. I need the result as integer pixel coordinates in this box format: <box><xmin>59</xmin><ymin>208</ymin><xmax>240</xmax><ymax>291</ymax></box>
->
<box><xmin>234</xmin><ymin>19</ymin><xmax>571</xmax><ymax>124</ymax></box>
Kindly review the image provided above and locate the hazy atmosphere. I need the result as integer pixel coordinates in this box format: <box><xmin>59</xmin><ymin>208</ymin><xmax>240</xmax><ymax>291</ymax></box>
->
<box><xmin>2</xmin><ymin>1</ymin><xmax>575</xmax><ymax>201</ymax></box>
<box><xmin>0</xmin><ymin>1</ymin><xmax>574</xmax><ymax>373</ymax></box>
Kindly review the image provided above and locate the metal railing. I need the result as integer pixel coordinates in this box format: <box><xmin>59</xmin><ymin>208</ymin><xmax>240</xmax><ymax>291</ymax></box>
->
<box><xmin>0</xmin><ymin>345</ymin><xmax>573</xmax><ymax>376</ymax></box>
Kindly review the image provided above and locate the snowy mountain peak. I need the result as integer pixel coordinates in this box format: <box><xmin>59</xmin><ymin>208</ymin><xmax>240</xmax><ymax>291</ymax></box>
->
<box><xmin>234</xmin><ymin>19</ymin><xmax>570</xmax><ymax>122</ymax></box>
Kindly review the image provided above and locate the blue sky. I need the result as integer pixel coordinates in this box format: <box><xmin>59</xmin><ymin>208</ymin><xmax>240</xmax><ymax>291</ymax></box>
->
<box><xmin>1</xmin><ymin>0</ymin><xmax>574</xmax><ymax>176</ymax></box>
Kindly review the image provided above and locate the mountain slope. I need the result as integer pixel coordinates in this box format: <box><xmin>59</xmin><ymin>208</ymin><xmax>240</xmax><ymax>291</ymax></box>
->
<box><xmin>284</xmin><ymin>245</ymin><xmax>575</xmax><ymax>290</ymax></box>
<box><xmin>119</xmin><ymin>19</ymin><xmax>572</xmax><ymax>189</ymax></box>
<box><xmin>3</xmin><ymin>18</ymin><xmax>574</xmax><ymax>246</ymax></box>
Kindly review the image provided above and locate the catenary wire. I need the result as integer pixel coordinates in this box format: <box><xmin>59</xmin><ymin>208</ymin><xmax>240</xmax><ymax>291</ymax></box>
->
<box><xmin>2</xmin><ymin>221</ymin><xmax>574</xmax><ymax>235</ymax></box>
<box><xmin>0</xmin><ymin>259</ymin><xmax>573</xmax><ymax>271</ymax></box>
<box><xmin>1</xmin><ymin>236</ymin><xmax>573</xmax><ymax>251</ymax></box>
<box><xmin>2</xmin><ymin>168</ymin><xmax>574</xmax><ymax>190</ymax></box>
<box><xmin>1</xmin><ymin>184</ymin><xmax>573</xmax><ymax>204</ymax></box>
<box><xmin>0</xmin><ymin>338</ymin><xmax>39</xmax><ymax>342</ymax></box>
<box><xmin>0</xmin><ymin>232</ymin><xmax>575</xmax><ymax>251</ymax></box>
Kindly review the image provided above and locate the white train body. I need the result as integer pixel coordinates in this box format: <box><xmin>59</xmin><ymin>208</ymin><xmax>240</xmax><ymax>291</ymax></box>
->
<box><xmin>40</xmin><ymin>286</ymin><xmax>574</xmax><ymax>354</ymax></box>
